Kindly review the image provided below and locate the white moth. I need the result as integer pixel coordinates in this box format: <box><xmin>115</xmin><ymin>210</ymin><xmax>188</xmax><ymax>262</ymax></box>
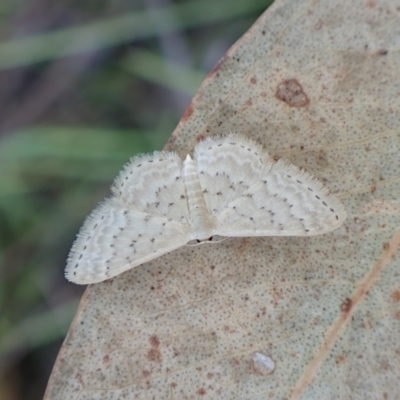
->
<box><xmin>65</xmin><ymin>134</ymin><xmax>346</xmax><ymax>284</ymax></box>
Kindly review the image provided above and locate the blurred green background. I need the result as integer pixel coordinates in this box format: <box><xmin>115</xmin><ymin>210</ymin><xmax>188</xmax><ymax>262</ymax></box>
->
<box><xmin>0</xmin><ymin>0</ymin><xmax>272</xmax><ymax>398</ymax></box>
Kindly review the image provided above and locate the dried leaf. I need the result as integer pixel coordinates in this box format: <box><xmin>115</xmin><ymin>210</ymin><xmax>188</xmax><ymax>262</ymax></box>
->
<box><xmin>45</xmin><ymin>0</ymin><xmax>400</xmax><ymax>399</ymax></box>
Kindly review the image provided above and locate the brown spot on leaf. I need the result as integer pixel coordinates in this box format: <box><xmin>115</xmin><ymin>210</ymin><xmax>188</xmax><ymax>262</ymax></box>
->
<box><xmin>340</xmin><ymin>298</ymin><xmax>353</xmax><ymax>313</ymax></box>
<box><xmin>250</xmin><ymin>76</ymin><xmax>257</xmax><ymax>84</ymax></box>
<box><xmin>336</xmin><ymin>355</ymin><xmax>346</xmax><ymax>364</ymax></box>
<box><xmin>370</xmin><ymin>184</ymin><xmax>377</xmax><ymax>193</ymax></box>
<box><xmin>196</xmin><ymin>134</ymin><xmax>206</xmax><ymax>143</ymax></box>
<box><xmin>147</xmin><ymin>348</ymin><xmax>162</xmax><ymax>363</ymax></box>
<box><xmin>272</xmin><ymin>154</ymin><xmax>281</xmax><ymax>162</ymax></box>
<box><xmin>149</xmin><ymin>335</ymin><xmax>160</xmax><ymax>348</ymax></box>
<box><xmin>237</xmin><ymin>238</ymin><xmax>250</xmax><ymax>253</ymax></box>
<box><xmin>181</xmin><ymin>104</ymin><xmax>194</xmax><ymax>122</ymax></box>
<box><xmin>383</xmin><ymin>242</ymin><xmax>390</xmax><ymax>251</ymax></box>
<box><xmin>198</xmin><ymin>388</ymin><xmax>206</xmax><ymax>395</ymax></box>
<box><xmin>391</xmin><ymin>290</ymin><xmax>400</xmax><ymax>302</ymax></box>
<box><xmin>275</xmin><ymin>79</ymin><xmax>309</xmax><ymax>107</ymax></box>
<box><xmin>103</xmin><ymin>355</ymin><xmax>110</xmax><ymax>364</ymax></box>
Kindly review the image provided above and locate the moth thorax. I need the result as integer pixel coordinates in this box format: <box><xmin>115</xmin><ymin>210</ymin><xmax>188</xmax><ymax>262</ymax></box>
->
<box><xmin>183</xmin><ymin>154</ymin><xmax>214</xmax><ymax>239</ymax></box>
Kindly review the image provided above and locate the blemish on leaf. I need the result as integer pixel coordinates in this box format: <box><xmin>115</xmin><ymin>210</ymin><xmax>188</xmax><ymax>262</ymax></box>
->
<box><xmin>383</xmin><ymin>242</ymin><xmax>390</xmax><ymax>251</ymax></box>
<box><xmin>252</xmin><ymin>352</ymin><xmax>275</xmax><ymax>375</ymax></box>
<box><xmin>147</xmin><ymin>348</ymin><xmax>162</xmax><ymax>363</ymax></box>
<box><xmin>391</xmin><ymin>290</ymin><xmax>400</xmax><ymax>302</ymax></box>
<box><xmin>275</xmin><ymin>79</ymin><xmax>309</xmax><ymax>107</ymax></box>
<box><xmin>336</xmin><ymin>355</ymin><xmax>346</xmax><ymax>364</ymax></box>
<box><xmin>196</xmin><ymin>134</ymin><xmax>207</xmax><ymax>144</ymax></box>
<box><xmin>149</xmin><ymin>335</ymin><xmax>160</xmax><ymax>348</ymax></box>
<box><xmin>272</xmin><ymin>154</ymin><xmax>281</xmax><ymax>162</ymax></box>
<box><xmin>340</xmin><ymin>298</ymin><xmax>353</xmax><ymax>313</ymax></box>
<box><xmin>181</xmin><ymin>104</ymin><xmax>194</xmax><ymax>121</ymax></box>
